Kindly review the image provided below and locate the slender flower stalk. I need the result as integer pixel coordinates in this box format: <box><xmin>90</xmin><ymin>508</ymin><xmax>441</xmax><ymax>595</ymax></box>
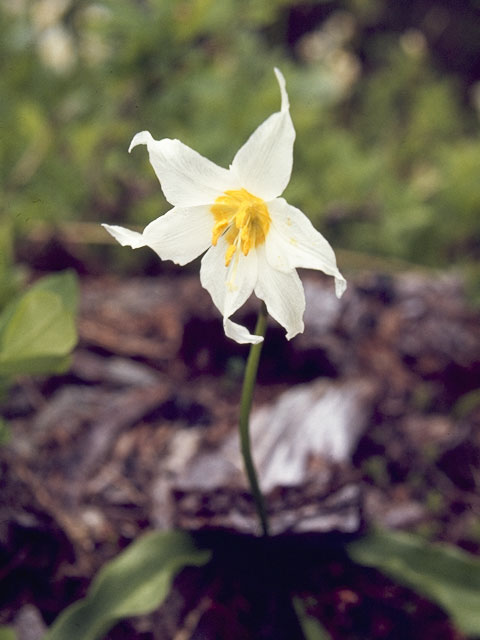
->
<box><xmin>238</xmin><ymin>302</ymin><xmax>269</xmax><ymax>536</ymax></box>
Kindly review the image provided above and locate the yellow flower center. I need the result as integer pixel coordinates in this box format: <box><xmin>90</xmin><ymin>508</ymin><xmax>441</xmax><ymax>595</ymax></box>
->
<box><xmin>210</xmin><ymin>189</ymin><xmax>271</xmax><ymax>266</ymax></box>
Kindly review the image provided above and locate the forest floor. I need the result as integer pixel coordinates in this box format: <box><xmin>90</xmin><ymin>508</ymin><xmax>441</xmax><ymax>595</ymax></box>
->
<box><xmin>1</xmin><ymin>252</ymin><xmax>480</xmax><ymax>639</ymax></box>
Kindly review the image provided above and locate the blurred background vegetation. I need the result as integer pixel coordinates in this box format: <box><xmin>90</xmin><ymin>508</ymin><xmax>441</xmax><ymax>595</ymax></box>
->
<box><xmin>2</xmin><ymin>0</ymin><xmax>480</xmax><ymax>288</ymax></box>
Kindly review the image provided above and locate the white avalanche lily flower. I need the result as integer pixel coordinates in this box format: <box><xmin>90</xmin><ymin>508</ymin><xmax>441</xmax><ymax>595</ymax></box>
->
<box><xmin>103</xmin><ymin>69</ymin><xmax>346</xmax><ymax>344</ymax></box>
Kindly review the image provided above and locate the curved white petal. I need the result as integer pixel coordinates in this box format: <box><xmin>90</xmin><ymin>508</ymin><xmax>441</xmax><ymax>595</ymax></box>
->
<box><xmin>200</xmin><ymin>239</ymin><xmax>261</xmax><ymax>344</ymax></box>
<box><xmin>255</xmin><ymin>246</ymin><xmax>305</xmax><ymax>340</ymax></box>
<box><xmin>266</xmin><ymin>198</ymin><xmax>347</xmax><ymax>298</ymax></box>
<box><xmin>142</xmin><ymin>205</ymin><xmax>213</xmax><ymax>265</ymax></box>
<box><xmin>102</xmin><ymin>224</ymin><xmax>146</xmax><ymax>249</ymax></box>
<box><xmin>224</xmin><ymin>318</ymin><xmax>263</xmax><ymax>345</ymax></box>
<box><xmin>103</xmin><ymin>205</ymin><xmax>212</xmax><ymax>266</ymax></box>
<box><xmin>230</xmin><ymin>69</ymin><xmax>295</xmax><ymax>201</ymax></box>
<box><xmin>129</xmin><ymin>131</ymin><xmax>236</xmax><ymax>207</ymax></box>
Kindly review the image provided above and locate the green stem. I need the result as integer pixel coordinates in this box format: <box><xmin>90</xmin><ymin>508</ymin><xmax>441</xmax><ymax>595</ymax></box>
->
<box><xmin>238</xmin><ymin>301</ymin><xmax>270</xmax><ymax>537</ymax></box>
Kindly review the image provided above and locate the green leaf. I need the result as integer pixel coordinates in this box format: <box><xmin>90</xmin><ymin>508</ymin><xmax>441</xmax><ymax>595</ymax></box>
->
<box><xmin>0</xmin><ymin>271</ymin><xmax>78</xmax><ymax>376</ymax></box>
<box><xmin>0</xmin><ymin>290</ymin><xmax>76</xmax><ymax>376</ymax></box>
<box><xmin>347</xmin><ymin>528</ymin><xmax>480</xmax><ymax>636</ymax></box>
<box><xmin>0</xmin><ymin>626</ymin><xmax>16</xmax><ymax>640</ymax></box>
<box><xmin>0</xmin><ymin>220</ymin><xmax>21</xmax><ymax>309</ymax></box>
<box><xmin>29</xmin><ymin>270</ymin><xmax>78</xmax><ymax>315</ymax></box>
<box><xmin>292</xmin><ymin>596</ymin><xmax>332</xmax><ymax>640</ymax></box>
<box><xmin>44</xmin><ymin>530</ymin><xmax>211</xmax><ymax>640</ymax></box>
<box><xmin>0</xmin><ymin>417</ymin><xmax>11</xmax><ymax>446</ymax></box>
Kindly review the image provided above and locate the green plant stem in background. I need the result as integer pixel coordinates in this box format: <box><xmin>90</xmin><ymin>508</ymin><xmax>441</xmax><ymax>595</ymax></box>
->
<box><xmin>238</xmin><ymin>301</ymin><xmax>270</xmax><ymax>537</ymax></box>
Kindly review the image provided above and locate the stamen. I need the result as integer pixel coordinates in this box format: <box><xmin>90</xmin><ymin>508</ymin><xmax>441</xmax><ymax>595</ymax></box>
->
<box><xmin>235</xmin><ymin>204</ymin><xmax>250</xmax><ymax>229</ymax></box>
<box><xmin>210</xmin><ymin>188</ymin><xmax>271</xmax><ymax>266</ymax></box>
<box><xmin>225</xmin><ymin>243</ymin><xmax>237</xmax><ymax>266</ymax></box>
<box><xmin>212</xmin><ymin>220</ymin><xmax>229</xmax><ymax>246</ymax></box>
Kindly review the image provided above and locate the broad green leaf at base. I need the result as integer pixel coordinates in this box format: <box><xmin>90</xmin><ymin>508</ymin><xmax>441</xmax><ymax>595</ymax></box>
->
<box><xmin>292</xmin><ymin>596</ymin><xmax>332</xmax><ymax>640</ymax></box>
<box><xmin>44</xmin><ymin>530</ymin><xmax>211</xmax><ymax>640</ymax></box>
<box><xmin>0</xmin><ymin>626</ymin><xmax>15</xmax><ymax>640</ymax></box>
<box><xmin>347</xmin><ymin>528</ymin><xmax>480</xmax><ymax>636</ymax></box>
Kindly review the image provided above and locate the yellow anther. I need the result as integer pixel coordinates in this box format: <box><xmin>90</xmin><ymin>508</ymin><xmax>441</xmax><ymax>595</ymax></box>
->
<box><xmin>240</xmin><ymin>225</ymin><xmax>252</xmax><ymax>254</ymax></box>
<box><xmin>225</xmin><ymin>243</ymin><xmax>237</xmax><ymax>266</ymax></box>
<box><xmin>212</xmin><ymin>220</ymin><xmax>229</xmax><ymax>246</ymax></box>
<box><xmin>235</xmin><ymin>204</ymin><xmax>250</xmax><ymax>229</ymax></box>
<box><xmin>210</xmin><ymin>188</ymin><xmax>271</xmax><ymax>266</ymax></box>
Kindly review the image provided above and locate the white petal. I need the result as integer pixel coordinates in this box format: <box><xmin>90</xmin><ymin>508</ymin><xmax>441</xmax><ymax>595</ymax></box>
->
<box><xmin>102</xmin><ymin>224</ymin><xmax>146</xmax><ymax>249</ymax></box>
<box><xmin>142</xmin><ymin>205</ymin><xmax>213</xmax><ymax>265</ymax></box>
<box><xmin>255</xmin><ymin>246</ymin><xmax>305</xmax><ymax>340</ymax></box>
<box><xmin>103</xmin><ymin>205</ymin><xmax>213</xmax><ymax>266</ymax></box>
<box><xmin>229</xmin><ymin>69</ymin><xmax>295</xmax><ymax>201</ymax></box>
<box><xmin>200</xmin><ymin>239</ymin><xmax>261</xmax><ymax>344</ymax></box>
<box><xmin>266</xmin><ymin>198</ymin><xmax>347</xmax><ymax>298</ymax></box>
<box><xmin>224</xmin><ymin>318</ymin><xmax>264</xmax><ymax>345</ymax></box>
<box><xmin>129</xmin><ymin>131</ymin><xmax>236</xmax><ymax>207</ymax></box>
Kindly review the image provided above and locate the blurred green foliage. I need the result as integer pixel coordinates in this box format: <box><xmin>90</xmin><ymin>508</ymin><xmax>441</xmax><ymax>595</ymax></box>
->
<box><xmin>0</xmin><ymin>265</ymin><xmax>78</xmax><ymax>423</ymax></box>
<box><xmin>0</xmin><ymin>270</ymin><xmax>78</xmax><ymax>377</ymax></box>
<box><xmin>292</xmin><ymin>596</ymin><xmax>332</xmax><ymax>639</ymax></box>
<box><xmin>0</xmin><ymin>627</ymin><xmax>15</xmax><ymax>640</ymax></box>
<box><xmin>2</xmin><ymin>0</ymin><xmax>480</xmax><ymax>277</ymax></box>
<box><xmin>348</xmin><ymin>528</ymin><xmax>480</xmax><ymax>636</ymax></box>
<box><xmin>44</xmin><ymin>530</ymin><xmax>211</xmax><ymax>640</ymax></box>
<box><xmin>0</xmin><ymin>264</ymin><xmax>78</xmax><ymax>442</ymax></box>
